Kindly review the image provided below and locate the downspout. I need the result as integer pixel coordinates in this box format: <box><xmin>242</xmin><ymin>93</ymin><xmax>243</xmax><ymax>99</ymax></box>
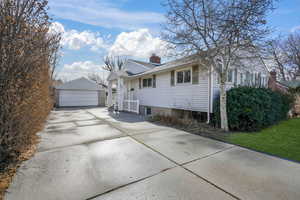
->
<box><xmin>207</xmin><ymin>66</ymin><xmax>212</xmax><ymax>124</ymax></box>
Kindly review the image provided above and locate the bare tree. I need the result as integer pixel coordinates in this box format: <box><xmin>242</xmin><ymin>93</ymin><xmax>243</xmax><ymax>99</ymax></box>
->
<box><xmin>103</xmin><ymin>56</ymin><xmax>126</xmax><ymax>72</ymax></box>
<box><xmin>162</xmin><ymin>0</ymin><xmax>274</xmax><ymax>131</ymax></box>
<box><xmin>265</xmin><ymin>38</ymin><xmax>289</xmax><ymax>81</ymax></box>
<box><xmin>88</xmin><ymin>73</ymin><xmax>106</xmax><ymax>85</ymax></box>
<box><xmin>49</xmin><ymin>33</ymin><xmax>62</xmax><ymax>80</ymax></box>
<box><xmin>265</xmin><ymin>32</ymin><xmax>300</xmax><ymax>81</ymax></box>
<box><xmin>285</xmin><ymin>32</ymin><xmax>300</xmax><ymax>79</ymax></box>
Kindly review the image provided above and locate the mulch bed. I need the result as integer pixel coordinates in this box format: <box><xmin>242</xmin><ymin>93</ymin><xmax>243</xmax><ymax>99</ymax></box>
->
<box><xmin>151</xmin><ymin>119</ymin><xmax>231</xmax><ymax>142</ymax></box>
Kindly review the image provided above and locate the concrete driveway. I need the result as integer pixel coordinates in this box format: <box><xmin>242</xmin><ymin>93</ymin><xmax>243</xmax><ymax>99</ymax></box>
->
<box><xmin>5</xmin><ymin>108</ymin><xmax>300</xmax><ymax>200</ymax></box>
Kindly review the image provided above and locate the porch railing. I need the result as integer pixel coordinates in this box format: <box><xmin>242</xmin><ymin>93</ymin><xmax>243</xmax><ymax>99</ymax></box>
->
<box><xmin>123</xmin><ymin>100</ymin><xmax>139</xmax><ymax>114</ymax></box>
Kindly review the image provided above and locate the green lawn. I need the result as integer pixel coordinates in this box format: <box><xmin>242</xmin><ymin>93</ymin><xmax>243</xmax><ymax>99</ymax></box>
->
<box><xmin>228</xmin><ymin>118</ymin><xmax>300</xmax><ymax>162</ymax></box>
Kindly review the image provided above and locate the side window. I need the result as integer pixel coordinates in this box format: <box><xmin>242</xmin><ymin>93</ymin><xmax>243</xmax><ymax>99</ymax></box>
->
<box><xmin>234</xmin><ymin>69</ymin><xmax>238</xmax><ymax>85</ymax></box>
<box><xmin>227</xmin><ymin>69</ymin><xmax>233</xmax><ymax>83</ymax></box>
<box><xmin>258</xmin><ymin>73</ymin><xmax>262</xmax><ymax>87</ymax></box>
<box><xmin>240</xmin><ymin>73</ymin><xmax>243</xmax><ymax>85</ymax></box>
<box><xmin>177</xmin><ymin>71</ymin><xmax>184</xmax><ymax>84</ymax></box>
<box><xmin>170</xmin><ymin>70</ymin><xmax>175</xmax><ymax>86</ymax></box>
<box><xmin>176</xmin><ymin>69</ymin><xmax>191</xmax><ymax>84</ymax></box>
<box><xmin>142</xmin><ymin>78</ymin><xmax>152</xmax><ymax>88</ymax></box>
<box><xmin>153</xmin><ymin>75</ymin><xmax>156</xmax><ymax>88</ymax></box>
<box><xmin>192</xmin><ymin>65</ymin><xmax>199</xmax><ymax>84</ymax></box>
<box><xmin>247</xmin><ymin>71</ymin><xmax>251</xmax><ymax>85</ymax></box>
<box><xmin>148</xmin><ymin>78</ymin><xmax>152</xmax><ymax>87</ymax></box>
<box><xmin>184</xmin><ymin>70</ymin><xmax>191</xmax><ymax>83</ymax></box>
<box><xmin>143</xmin><ymin>79</ymin><xmax>148</xmax><ymax>87</ymax></box>
<box><xmin>139</xmin><ymin>78</ymin><xmax>141</xmax><ymax>89</ymax></box>
<box><xmin>250</xmin><ymin>73</ymin><xmax>254</xmax><ymax>86</ymax></box>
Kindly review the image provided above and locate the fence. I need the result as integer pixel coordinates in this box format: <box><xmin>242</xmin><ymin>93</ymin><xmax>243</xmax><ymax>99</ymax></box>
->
<box><xmin>123</xmin><ymin>99</ymin><xmax>139</xmax><ymax>114</ymax></box>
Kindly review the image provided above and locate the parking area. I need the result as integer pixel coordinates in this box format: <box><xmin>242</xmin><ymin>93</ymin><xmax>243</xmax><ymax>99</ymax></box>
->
<box><xmin>5</xmin><ymin>108</ymin><xmax>300</xmax><ymax>200</ymax></box>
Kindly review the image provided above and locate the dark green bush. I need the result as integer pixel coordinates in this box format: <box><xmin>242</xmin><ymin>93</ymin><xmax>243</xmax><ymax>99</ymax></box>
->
<box><xmin>213</xmin><ymin>87</ymin><xmax>293</xmax><ymax>131</ymax></box>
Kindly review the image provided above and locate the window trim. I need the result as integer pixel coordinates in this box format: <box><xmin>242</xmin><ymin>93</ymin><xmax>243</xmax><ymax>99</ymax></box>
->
<box><xmin>227</xmin><ymin>69</ymin><xmax>234</xmax><ymax>83</ymax></box>
<box><xmin>175</xmin><ymin>67</ymin><xmax>192</xmax><ymax>85</ymax></box>
<box><xmin>142</xmin><ymin>77</ymin><xmax>153</xmax><ymax>88</ymax></box>
<box><xmin>216</xmin><ymin>68</ymin><xmax>235</xmax><ymax>85</ymax></box>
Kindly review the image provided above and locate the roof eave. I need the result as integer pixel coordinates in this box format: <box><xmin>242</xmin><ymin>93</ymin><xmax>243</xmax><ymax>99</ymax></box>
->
<box><xmin>126</xmin><ymin>60</ymin><xmax>200</xmax><ymax>79</ymax></box>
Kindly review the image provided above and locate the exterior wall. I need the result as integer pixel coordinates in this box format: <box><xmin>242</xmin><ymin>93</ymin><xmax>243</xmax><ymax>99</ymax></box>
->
<box><xmin>127</xmin><ymin>69</ymin><xmax>210</xmax><ymax>113</ymax></box>
<box><xmin>122</xmin><ymin>56</ymin><xmax>269</xmax><ymax>114</ymax></box>
<box><xmin>212</xmin><ymin>63</ymin><xmax>270</xmax><ymax>102</ymax></box>
<box><xmin>98</xmin><ymin>90</ymin><xmax>106</xmax><ymax>106</ymax></box>
<box><xmin>140</xmin><ymin>105</ymin><xmax>173</xmax><ymax>116</ymax></box>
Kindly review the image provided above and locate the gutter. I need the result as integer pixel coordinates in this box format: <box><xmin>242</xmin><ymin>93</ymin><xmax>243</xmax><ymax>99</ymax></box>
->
<box><xmin>125</xmin><ymin>61</ymin><xmax>199</xmax><ymax>80</ymax></box>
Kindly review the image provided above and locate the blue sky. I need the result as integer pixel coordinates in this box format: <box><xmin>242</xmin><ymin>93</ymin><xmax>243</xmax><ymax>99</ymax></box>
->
<box><xmin>48</xmin><ymin>0</ymin><xmax>300</xmax><ymax>81</ymax></box>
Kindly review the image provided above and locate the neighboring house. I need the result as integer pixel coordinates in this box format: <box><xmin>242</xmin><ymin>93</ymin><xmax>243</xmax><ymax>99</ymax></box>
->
<box><xmin>107</xmin><ymin>54</ymin><xmax>269</xmax><ymax>121</ymax></box>
<box><xmin>268</xmin><ymin>71</ymin><xmax>289</xmax><ymax>94</ymax></box>
<box><xmin>280</xmin><ymin>71</ymin><xmax>300</xmax><ymax>89</ymax></box>
<box><xmin>55</xmin><ymin>77</ymin><xmax>106</xmax><ymax>107</ymax></box>
<box><xmin>274</xmin><ymin>71</ymin><xmax>300</xmax><ymax>116</ymax></box>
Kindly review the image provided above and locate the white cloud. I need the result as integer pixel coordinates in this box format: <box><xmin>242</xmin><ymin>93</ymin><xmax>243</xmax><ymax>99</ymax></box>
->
<box><xmin>291</xmin><ymin>26</ymin><xmax>300</xmax><ymax>33</ymax></box>
<box><xmin>49</xmin><ymin>21</ymin><xmax>65</xmax><ymax>34</ymax></box>
<box><xmin>49</xmin><ymin>22</ymin><xmax>108</xmax><ymax>51</ymax></box>
<box><xmin>48</xmin><ymin>0</ymin><xmax>164</xmax><ymax>30</ymax></box>
<box><xmin>57</xmin><ymin>61</ymin><xmax>109</xmax><ymax>81</ymax></box>
<box><xmin>109</xmin><ymin>29</ymin><xmax>170</xmax><ymax>59</ymax></box>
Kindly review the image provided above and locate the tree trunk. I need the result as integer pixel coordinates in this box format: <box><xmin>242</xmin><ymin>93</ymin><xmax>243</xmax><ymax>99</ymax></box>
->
<box><xmin>220</xmin><ymin>81</ymin><xmax>229</xmax><ymax>131</ymax></box>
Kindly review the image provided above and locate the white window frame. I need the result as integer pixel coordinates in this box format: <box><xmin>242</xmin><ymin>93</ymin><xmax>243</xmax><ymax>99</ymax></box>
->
<box><xmin>216</xmin><ymin>68</ymin><xmax>235</xmax><ymax>85</ymax></box>
<box><xmin>175</xmin><ymin>67</ymin><xmax>192</xmax><ymax>85</ymax></box>
<box><xmin>240</xmin><ymin>72</ymin><xmax>244</xmax><ymax>85</ymax></box>
<box><xmin>227</xmin><ymin>69</ymin><xmax>234</xmax><ymax>83</ymax></box>
<box><xmin>142</xmin><ymin>77</ymin><xmax>153</xmax><ymax>88</ymax></box>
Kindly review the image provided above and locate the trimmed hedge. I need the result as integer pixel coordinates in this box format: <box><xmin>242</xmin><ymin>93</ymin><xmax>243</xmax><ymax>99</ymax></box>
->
<box><xmin>213</xmin><ymin>87</ymin><xmax>293</xmax><ymax>131</ymax></box>
<box><xmin>0</xmin><ymin>0</ymin><xmax>60</xmax><ymax>168</ymax></box>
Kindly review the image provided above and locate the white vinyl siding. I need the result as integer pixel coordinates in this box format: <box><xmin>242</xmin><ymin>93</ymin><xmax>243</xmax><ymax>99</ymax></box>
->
<box><xmin>213</xmin><ymin>58</ymin><xmax>269</xmax><ymax>100</ymax></box>
<box><xmin>130</xmin><ymin>70</ymin><xmax>209</xmax><ymax>112</ymax></box>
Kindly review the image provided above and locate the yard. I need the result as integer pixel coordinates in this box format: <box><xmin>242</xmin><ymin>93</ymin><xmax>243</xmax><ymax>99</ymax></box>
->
<box><xmin>152</xmin><ymin>116</ymin><xmax>300</xmax><ymax>163</ymax></box>
<box><xmin>228</xmin><ymin>118</ymin><xmax>300</xmax><ymax>163</ymax></box>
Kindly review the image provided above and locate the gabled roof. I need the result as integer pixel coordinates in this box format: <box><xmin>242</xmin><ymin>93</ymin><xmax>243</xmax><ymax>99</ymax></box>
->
<box><xmin>127</xmin><ymin>54</ymin><xmax>200</xmax><ymax>78</ymax></box>
<box><xmin>123</xmin><ymin>59</ymin><xmax>157</xmax><ymax>75</ymax></box>
<box><xmin>109</xmin><ymin>50</ymin><xmax>269</xmax><ymax>80</ymax></box>
<box><xmin>130</xmin><ymin>60</ymin><xmax>158</xmax><ymax>68</ymax></box>
<box><xmin>55</xmin><ymin>77</ymin><xmax>103</xmax><ymax>91</ymax></box>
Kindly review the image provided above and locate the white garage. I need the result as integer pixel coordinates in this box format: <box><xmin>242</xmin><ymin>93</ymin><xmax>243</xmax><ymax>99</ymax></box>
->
<box><xmin>55</xmin><ymin>77</ymin><xmax>106</xmax><ymax>107</ymax></box>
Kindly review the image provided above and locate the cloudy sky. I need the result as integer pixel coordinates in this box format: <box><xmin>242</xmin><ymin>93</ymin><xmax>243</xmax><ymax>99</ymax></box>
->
<box><xmin>48</xmin><ymin>0</ymin><xmax>300</xmax><ymax>81</ymax></box>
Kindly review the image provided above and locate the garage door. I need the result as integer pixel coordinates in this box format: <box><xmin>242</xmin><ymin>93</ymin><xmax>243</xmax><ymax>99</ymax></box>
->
<box><xmin>59</xmin><ymin>90</ymin><xmax>98</xmax><ymax>107</ymax></box>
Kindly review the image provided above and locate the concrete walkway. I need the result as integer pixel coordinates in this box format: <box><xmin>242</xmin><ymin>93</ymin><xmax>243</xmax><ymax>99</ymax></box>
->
<box><xmin>5</xmin><ymin>108</ymin><xmax>300</xmax><ymax>200</ymax></box>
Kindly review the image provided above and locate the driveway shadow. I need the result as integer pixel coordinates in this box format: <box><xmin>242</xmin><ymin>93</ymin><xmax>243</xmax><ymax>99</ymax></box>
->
<box><xmin>107</xmin><ymin>111</ymin><xmax>147</xmax><ymax>123</ymax></box>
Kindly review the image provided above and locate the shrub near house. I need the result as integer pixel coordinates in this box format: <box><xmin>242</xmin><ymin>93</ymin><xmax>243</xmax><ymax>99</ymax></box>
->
<box><xmin>213</xmin><ymin>87</ymin><xmax>293</xmax><ymax>131</ymax></box>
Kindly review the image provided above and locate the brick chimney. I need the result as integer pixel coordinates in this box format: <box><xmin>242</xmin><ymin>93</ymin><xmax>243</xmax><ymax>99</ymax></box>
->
<box><xmin>270</xmin><ymin>70</ymin><xmax>277</xmax><ymax>81</ymax></box>
<box><xmin>149</xmin><ymin>54</ymin><xmax>161</xmax><ymax>65</ymax></box>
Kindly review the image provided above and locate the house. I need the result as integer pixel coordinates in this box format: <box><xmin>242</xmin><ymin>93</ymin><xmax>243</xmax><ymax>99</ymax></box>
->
<box><xmin>280</xmin><ymin>70</ymin><xmax>300</xmax><ymax>89</ymax></box>
<box><xmin>270</xmin><ymin>70</ymin><xmax>300</xmax><ymax>116</ymax></box>
<box><xmin>55</xmin><ymin>77</ymin><xmax>106</xmax><ymax>107</ymax></box>
<box><xmin>268</xmin><ymin>71</ymin><xmax>289</xmax><ymax>94</ymax></box>
<box><xmin>107</xmin><ymin>53</ymin><xmax>269</xmax><ymax>121</ymax></box>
